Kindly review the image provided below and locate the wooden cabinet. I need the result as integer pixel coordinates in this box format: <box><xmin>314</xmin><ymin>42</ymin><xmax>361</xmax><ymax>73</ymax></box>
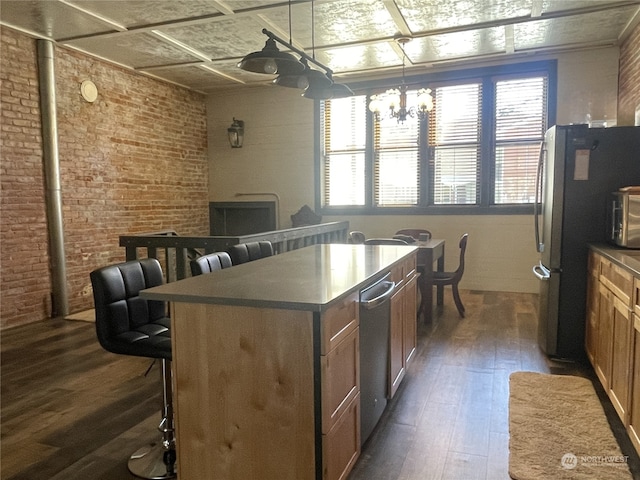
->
<box><xmin>587</xmin><ymin>249</ymin><xmax>636</xmax><ymax>443</ymax></box>
<box><xmin>627</xmin><ymin>279</ymin><xmax>640</xmax><ymax>453</ymax></box>
<box><xmin>389</xmin><ymin>255</ymin><xmax>418</xmax><ymax>398</ymax></box>
<box><xmin>628</xmin><ymin>310</ymin><xmax>640</xmax><ymax>454</ymax></box>
<box><xmin>169</xmin><ymin>292</ymin><xmax>361</xmax><ymax>480</ymax></box>
<box><xmin>320</xmin><ymin>292</ymin><xmax>360</xmax><ymax>480</ymax></box>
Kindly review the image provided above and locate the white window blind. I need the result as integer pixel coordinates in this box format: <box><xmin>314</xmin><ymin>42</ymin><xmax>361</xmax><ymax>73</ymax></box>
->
<box><xmin>322</xmin><ymin>95</ymin><xmax>367</xmax><ymax>206</ymax></box>
<box><xmin>429</xmin><ymin>83</ymin><xmax>481</xmax><ymax>205</ymax></box>
<box><xmin>374</xmin><ymin>91</ymin><xmax>420</xmax><ymax>206</ymax></box>
<box><xmin>494</xmin><ymin>76</ymin><xmax>547</xmax><ymax>204</ymax></box>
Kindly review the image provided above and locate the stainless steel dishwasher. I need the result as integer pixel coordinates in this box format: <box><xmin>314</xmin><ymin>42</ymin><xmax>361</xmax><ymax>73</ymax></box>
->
<box><xmin>359</xmin><ymin>273</ymin><xmax>396</xmax><ymax>446</ymax></box>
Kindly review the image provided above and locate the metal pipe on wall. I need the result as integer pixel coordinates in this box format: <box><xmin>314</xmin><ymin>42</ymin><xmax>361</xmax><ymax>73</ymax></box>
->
<box><xmin>37</xmin><ymin>39</ymin><xmax>69</xmax><ymax>317</ymax></box>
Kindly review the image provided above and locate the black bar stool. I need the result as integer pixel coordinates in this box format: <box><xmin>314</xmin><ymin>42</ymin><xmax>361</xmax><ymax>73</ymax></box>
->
<box><xmin>90</xmin><ymin>258</ymin><xmax>176</xmax><ymax>479</ymax></box>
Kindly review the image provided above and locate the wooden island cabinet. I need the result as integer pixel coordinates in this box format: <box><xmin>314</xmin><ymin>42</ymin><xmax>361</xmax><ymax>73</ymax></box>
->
<box><xmin>142</xmin><ymin>244</ymin><xmax>419</xmax><ymax>480</ymax></box>
<box><xmin>587</xmin><ymin>245</ymin><xmax>640</xmax><ymax>455</ymax></box>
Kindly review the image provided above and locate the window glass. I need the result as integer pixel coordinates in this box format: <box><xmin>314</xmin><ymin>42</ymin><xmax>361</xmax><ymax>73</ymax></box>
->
<box><xmin>318</xmin><ymin>63</ymin><xmax>552</xmax><ymax>212</ymax></box>
<box><xmin>322</xmin><ymin>96</ymin><xmax>367</xmax><ymax>206</ymax></box>
<box><xmin>494</xmin><ymin>77</ymin><xmax>547</xmax><ymax>204</ymax></box>
<box><xmin>429</xmin><ymin>84</ymin><xmax>481</xmax><ymax>205</ymax></box>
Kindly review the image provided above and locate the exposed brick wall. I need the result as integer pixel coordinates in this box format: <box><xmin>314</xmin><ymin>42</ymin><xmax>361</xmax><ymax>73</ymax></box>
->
<box><xmin>1</xmin><ymin>28</ymin><xmax>209</xmax><ymax>329</ymax></box>
<box><xmin>0</xmin><ymin>28</ymin><xmax>51</xmax><ymax>329</ymax></box>
<box><xmin>619</xmin><ymin>21</ymin><xmax>640</xmax><ymax>125</ymax></box>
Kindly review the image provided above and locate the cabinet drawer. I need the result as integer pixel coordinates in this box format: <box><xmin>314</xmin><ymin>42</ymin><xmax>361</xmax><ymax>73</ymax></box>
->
<box><xmin>600</xmin><ymin>258</ymin><xmax>633</xmax><ymax>306</ymax></box>
<box><xmin>321</xmin><ymin>292</ymin><xmax>358</xmax><ymax>354</ymax></box>
<box><xmin>389</xmin><ymin>253</ymin><xmax>417</xmax><ymax>287</ymax></box>
<box><xmin>321</xmin><ymin>327</ymin><xmax>359</xmax><ymax>434</ymax></box>
<box><xmin>322</xmin><ymin>393</ymin><xmax>360</xmax><ymax>480</ymax></box>
<box><xmin>403</xmin><ymin>254</ymin><xmax>417</xmax><ymax>279</ymax></box>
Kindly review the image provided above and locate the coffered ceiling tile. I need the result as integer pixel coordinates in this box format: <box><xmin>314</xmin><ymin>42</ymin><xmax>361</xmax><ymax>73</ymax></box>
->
<box><xmin>396</xmin><ymin>0</ymin><xmax>532</xmax><ymax>32</ymax></box>
<box><xmin>69</xmin><ymin>0</ymin><xmax>227</xmax><ymax>29</ymax></box>
<box><xmin>159</xmin><ymin>15</ymin><xmax>271</xmax><ymax>59</ymax></box>
<box><xmin>0</xmin><ymin>0</ymin><xmax>115</xmax><ymax>39</ymax></box>
<box><xmin>514</xmin><ymin>7</ymin><xmax>637</xmax><ymax>50</ymax></box>
<box><xmin>142</xmin><ymin>64</ymin><xmax>250</xmax><ymax>91</ymax></box>
<box><xmin>68</xmin><ymin>32</ymin><xmax>200</xmax><ymax>67</ymax></box>
<box><xmin>321</xmin><ymin>41</ymin><xmax>400</xmax><ymax>72</ymax></box>
<box><xmin>406</xmin><ymin>27</ymin><xmax>505</xmax><ymax>63</ymax></box>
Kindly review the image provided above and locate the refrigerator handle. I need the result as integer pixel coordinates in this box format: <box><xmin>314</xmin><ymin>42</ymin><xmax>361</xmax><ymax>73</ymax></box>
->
<box><xmin>534</xmin><ymin>141</ymin><xmax>546</xmax><ymax>253</ymax></box>
<box><xmin>532</xmin><ymin>261</ymin><xmax>551</xmax><ymax>281</ymax></box>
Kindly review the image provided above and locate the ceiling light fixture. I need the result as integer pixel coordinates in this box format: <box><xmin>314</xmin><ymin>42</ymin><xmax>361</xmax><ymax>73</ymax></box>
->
<box><xmin>368</xmin><ymin>36</ymin><xmax>433</xmax><ymax>123</ymax></box>
<box><xmin>238</xmin><ymin>0</ymin><xmax>353</xmax><ymax>100</ymax></box>
<box><xmin>237</xmin><ymin>37</ymin><xmax>305</xmax><ymax>75</ymax></box>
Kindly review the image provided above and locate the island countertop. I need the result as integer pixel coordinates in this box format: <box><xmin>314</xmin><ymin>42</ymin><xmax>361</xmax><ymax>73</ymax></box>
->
<box><xmin>141</xmin><ymin>243</ymin><xmax>418</xmax><ymax>312</ymax></box>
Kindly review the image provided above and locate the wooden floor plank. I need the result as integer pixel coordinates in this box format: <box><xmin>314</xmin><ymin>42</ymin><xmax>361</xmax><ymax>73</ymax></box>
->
<box><xmin>2</xmin><ymin>291</ymin><xmax>640</xmax><ymax>479</ymax></box>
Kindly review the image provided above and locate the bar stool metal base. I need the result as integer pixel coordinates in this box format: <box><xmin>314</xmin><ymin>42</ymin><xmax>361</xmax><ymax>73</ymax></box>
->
<box><xmin>128</xmin><ymin>442</ymin><xmax>176</xmax><ymax>479</ymax></box>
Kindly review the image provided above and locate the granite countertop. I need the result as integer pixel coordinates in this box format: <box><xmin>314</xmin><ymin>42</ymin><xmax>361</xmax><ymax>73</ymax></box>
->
<box><xmin>141</xmin><ymin>243</ymin><xmax>417</xmax><ymax>312</ymax></box>
<box><xmin>590</xmin><ymin>243</ymin><xmax>640</xmax><ymax>276</ymax></box>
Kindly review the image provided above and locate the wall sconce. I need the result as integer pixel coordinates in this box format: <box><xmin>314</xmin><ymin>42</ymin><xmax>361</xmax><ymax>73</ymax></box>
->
<box><xmin>227</xmin><ymin>118</ymin><xmax>244</xmax><ymax>148</ymax></box>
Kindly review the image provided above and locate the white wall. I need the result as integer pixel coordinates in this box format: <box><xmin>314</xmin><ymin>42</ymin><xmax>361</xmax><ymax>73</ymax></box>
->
<box><xmin>207</xmin><ymin>47</ymin><xmax>620</xmax><ymax>294</ymax></box>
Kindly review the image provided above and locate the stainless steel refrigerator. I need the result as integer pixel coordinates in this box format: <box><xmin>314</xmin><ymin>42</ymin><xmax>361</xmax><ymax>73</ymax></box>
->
<box><xmin>533</xmin><ymin>124</ymin><xmax>640</xmax><ymax>359</ymax></box>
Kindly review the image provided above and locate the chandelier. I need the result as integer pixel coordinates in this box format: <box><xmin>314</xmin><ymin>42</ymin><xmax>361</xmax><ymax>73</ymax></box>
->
<box><xmin>368</xmin><ymin>36</ymin><xmax>433</xmax><ymax>123</ymax></box>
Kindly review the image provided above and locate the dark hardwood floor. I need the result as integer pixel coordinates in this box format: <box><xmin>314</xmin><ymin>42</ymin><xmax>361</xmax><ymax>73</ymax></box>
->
<box><xmin>2</xmin><ymin>290</ymin><xmax>639</xmax><ymax>479</ymax></box>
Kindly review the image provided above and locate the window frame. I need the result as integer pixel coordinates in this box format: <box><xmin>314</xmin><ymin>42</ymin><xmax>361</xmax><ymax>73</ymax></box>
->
<box><xmin>314</xmin><ymin>60</ymin><xmax>557</xmax><ymax>216</ymax></box>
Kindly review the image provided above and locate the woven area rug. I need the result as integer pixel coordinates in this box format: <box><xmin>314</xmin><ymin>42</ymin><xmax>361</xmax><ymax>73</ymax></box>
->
<box><xmin>509</xmin><ymin>371</ymin><xmax>632</xmax><ymax>480</ymax></box>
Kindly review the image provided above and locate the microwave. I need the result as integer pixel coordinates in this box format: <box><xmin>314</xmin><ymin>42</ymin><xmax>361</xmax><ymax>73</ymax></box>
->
<box><xmin>610</xmin><ymin>191</ymin><xmax>640</xmax><ymax>248</ymax></box>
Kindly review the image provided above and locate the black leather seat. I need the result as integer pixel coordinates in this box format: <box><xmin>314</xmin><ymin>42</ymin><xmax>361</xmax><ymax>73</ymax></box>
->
<box><xmin>90</xmin><ymin>258</ymin><xmax>176</xmax><ymax>479</ymax></box>
<box><xmin>349</xmin><ymin>231</ymin><xmax>366</xmax><ymax>244</ymax></box>
<box><xmin>395</xmin><ymin>228</ymin><xmax>432</xmax><ymax>240</ymax></box>
<box><xmin>227</xmin><ymin>241</ymin><xmax>274</xmax><ymax>265</ymax></box>
<box><xmin>190</xmin><ymin>251</ymin><xmax>232</xmax><ymax>276</ymax></box>
<box><xmin>364</xmin><ymin>238</ymin><xmax>409</xmax><ymax>245</ymax></box>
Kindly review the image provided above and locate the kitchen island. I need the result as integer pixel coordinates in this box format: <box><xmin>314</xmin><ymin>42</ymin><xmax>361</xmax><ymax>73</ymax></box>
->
<box><xmin>141</xmin><ymin>244</ymin><xmax>418</xmax><ymax>480</ymax></box>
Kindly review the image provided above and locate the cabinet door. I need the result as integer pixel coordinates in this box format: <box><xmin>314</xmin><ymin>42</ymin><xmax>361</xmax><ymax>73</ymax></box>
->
<box><xmin>389</xmin><ymin>287</ymin><xmax>405</xmax><ymax>398</ymax></box>
<box><xmin>321</xmin><ymin>327</ymin><xmax>359</xmax><ymax>434</ymax></box>
<box><xmin>585</xmin><ymin>252</ymin><xmax>600</xmax><ymax>364</ymax></box>
<box><xmin>322</xmin><ymin>394</ymin><xmax>360</xmax><ymax>480</ymax></box>
<box><xmin>403</xmin><ymin>273</ymin><xmax>418</xmax><ymax>366</ymax></box>
<box><xmin>596</xmin><ymin>283</ymin><xmax>614</xmax><ymax>390</ymax></box>
<box><xmin>628</xmin><ymin>314</ymin><xmax>640</xmax><ymax>453</ymax></box>
<box><xmin>609</xmin><ymin>294</ymin><xmax>633</xmax><ymax>423</ymax></box>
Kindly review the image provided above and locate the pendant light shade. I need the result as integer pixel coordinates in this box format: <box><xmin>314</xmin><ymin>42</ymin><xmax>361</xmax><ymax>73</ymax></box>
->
<box><xmin>237</xmin><ymin>38</ymin><xmax>305</xmax><ymax>75</ymax></box>
<box><xmin>273</xmin><ymin>59</ymin><xmax>311</xmax><ymax>89</ymax></box>
<box><xmin>328</xmin><ymin>82</ymin><xmax>355</xmax><ymax>98</ymax></box>
<box><xmin>302</xmin><ymin>70</ymin><xmax>334</xmax><ymax>100</ymax></box>
<box><xmin>303</xmin><ymin>82</ymin><xmax>356</xmax><ymax>100</ymax></box>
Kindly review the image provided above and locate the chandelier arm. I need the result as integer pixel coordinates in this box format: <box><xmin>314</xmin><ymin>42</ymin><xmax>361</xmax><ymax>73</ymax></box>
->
<box><xmin>261</xmin><ymin>28</ymin><xmax>333</xmax><ymax>76</ymax></box>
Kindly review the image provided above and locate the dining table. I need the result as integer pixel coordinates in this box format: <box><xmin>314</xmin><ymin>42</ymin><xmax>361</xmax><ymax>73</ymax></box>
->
<box><xmin>415</xmin><ymin>238</ymin><xmax>446</xmax><ymax>322</ymax></box>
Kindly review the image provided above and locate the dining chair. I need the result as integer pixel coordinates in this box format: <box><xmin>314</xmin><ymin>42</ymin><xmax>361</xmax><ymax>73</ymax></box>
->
<box><xmin>395</xmin><ymin>228</ymin><xmax>432</xmax><ymax>240</ymax></box>
<box><xmin>364</xmin><ymin>238</ymin><xmax>409</xmax><ymax>246</ymax></box>
<box><xmin>349</xmin><ymin>231</ymin><xmax>366</xmax><ymax>244</ymax></box>
<box><xmin>432</xmin><ymin>233</ymin><xmax>468</xmax><ymax>318</ymax></box>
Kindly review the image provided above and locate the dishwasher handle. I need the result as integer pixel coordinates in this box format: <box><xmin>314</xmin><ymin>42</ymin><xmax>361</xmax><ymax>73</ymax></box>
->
<box><xmin>360</xmin><ymin>275</ymin><xmax>396</xmax><ymax>310</ymax></box>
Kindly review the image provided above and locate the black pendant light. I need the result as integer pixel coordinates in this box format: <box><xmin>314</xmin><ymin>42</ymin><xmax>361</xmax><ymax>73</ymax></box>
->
<box><xmin>237</xmin><ymin>37</ymin><xmax>305</xmax><ymax>75</ymax></box>
<box><xmin>238</xmin><ymin>0</ymin><xmax>352</xmax><ymax>99</ymax></box>
<box><xmin>273</xmin><ymin>59</ymin><xmax>311</xmax><ymax>89</ymax></box>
